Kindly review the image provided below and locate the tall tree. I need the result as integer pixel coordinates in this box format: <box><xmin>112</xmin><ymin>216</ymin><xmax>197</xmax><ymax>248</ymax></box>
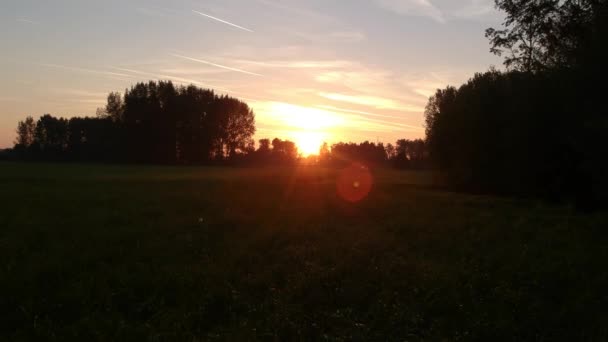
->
<box><xmin>319</xmin><ymin>142</ymin><xmax>331</xmax><ymax>165</ymax></box>
<box><xmin>101</xmin><ymin>92</ymin><xmax>124</xmax><ymax>122</ymax></box>
<box><xmin>15</xmin><ymin>116</ymin><xmax>36</xmax><ymax>147</ymax></box>
<box><xmin>34</xmin><ymin>114</ymin><xmax>69</xmax><ymax>158</ymax></box>
<box><xmin>212</xmin><ymin>96</ymin><xmax>256</xmax><ymax>159</ymax></box>
<box><xmin>486</xmin><ymin>0</ymin><xmax>600</xmax><ymax>72</ymax></box>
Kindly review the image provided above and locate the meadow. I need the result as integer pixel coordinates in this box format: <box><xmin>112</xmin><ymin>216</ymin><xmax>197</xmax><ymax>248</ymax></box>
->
<box><xmin>1</xmin><ymin>162</ymin><xmax>607</xmax><ymax>340</ymax></box>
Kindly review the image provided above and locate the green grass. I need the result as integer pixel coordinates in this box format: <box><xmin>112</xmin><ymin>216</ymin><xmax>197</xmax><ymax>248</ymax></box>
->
<box><xmin>1</xmin><ymin>162</ymin><xmax>607</xmax><ymax>340</ymax></box>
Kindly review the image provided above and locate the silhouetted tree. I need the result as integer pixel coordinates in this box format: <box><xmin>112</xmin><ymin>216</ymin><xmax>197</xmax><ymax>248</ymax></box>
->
<box><xmin>271</xmin><ymin>138</ymin><xmax>298</xmax><ymax>164</ymax></box>
<box><xmin>330</xmin><ymin>141</ymin><xmax>387</xmax><ymax>167</ymax></box>
<box><xmin>98</xmin><ymin>92</ymin><xmax>124</xmax><ymax>122</ymax></box>
<box><xmin>486</xmin><ymin>0</ymin><xmax>603</xmax><ymax>72</ymax></box>
<box><xmin>211</xmin><ymin>95</ymin><xmax>256</xmax><ymax>159</ymax></box>
<box><xmin>392</xmin><ymin>139</ymin><xmax>426</xmax><ymax>169</ymax></box>
<box><xmin>15</xmin><ymin>116</ymin><xmax>36</xmax><ymax>148</ymax></box>
<box><xmin>67</xmin><ymin>117</ymin><xmax>120</xmax><ymax>162</ymax></box>
<box><xmin>385</xmin><ymin>143</ymin><xmax>395</xmax><ymax>161</ymax></box>
<box><xmin>11</xmin><ymin>81</ymin><xmax>258</xmax><ymax>165</ymax></box>
<box><xmin>319</xmin><ymin>142</ymin><xmax>331</xmax><ymax>166</ymax></box>
<box><xmin>33</xmin><ymin>114</ymin><xmax>69</xmax><ymax>160</ymax></box>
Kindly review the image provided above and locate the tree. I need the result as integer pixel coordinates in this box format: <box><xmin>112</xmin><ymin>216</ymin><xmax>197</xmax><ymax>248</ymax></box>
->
<box><xmin>319</xmin><ymin>142</ymin><xmax>331</xmax><ymax>165</ymax></box>
<box><xmin>34</xmin><ymin>114</ymin><xmax>69</xmax><ymax>159</ymax></box>
<box><xmin>486</xmin><ymin>0</ymin><xmax>600</xmax><ymax>72</ymax></box>
<box><xmin>258</xmin><ymin>139</ymin><xmax>271</xmax><ymax>154</ymax></box>
<box><xmin>15</xmin><ymin>116</ymin><xmax>36</xmax><ymax>147</ymax></box>
<box><xmin>212</xmin><ymin>96</ymin><xmax>256</xmax><ymax>159</ymax></box>
<box><xmin>10</xmin><ymin>81</ymin><xmax>258</xmax><ymax>165</ymax></box>
<box><xmin>385</xmin><ymin>143</ymin><xmax>395</xmax><ymax>160</ymax></box>
<box><xmin>271</xmin><ymin>138</ymin><xmax>298</xmax><ymax>164</ymax></box>
<box><xmin>104</xmin><ymin>92</ymin><xmax>124</xmax><ymax>122</ymax></box>
<box><xmin>329</xmin><ymin>141</ymin><xmax>387</xmax><ymax>167</ymax></box>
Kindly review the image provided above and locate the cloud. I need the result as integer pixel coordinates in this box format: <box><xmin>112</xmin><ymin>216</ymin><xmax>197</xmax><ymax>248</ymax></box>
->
<box><xmin>449</xmin><ymin>0</ymin><xmax>495</xmax><ymax>20</ymax></box>
<box><xmin>316</xmin><ymin>105</ymin><xmax>424</xmax><ymax>131</ymax></box>
<box><xmin>16</xmin><ymin>17</ymin><xmax>40</xmax><ymax>25</ymax></box>
<box><xmin>111</xmin><ymin>67</ymin><xmax>235</xmax><ymax>93</ymax></box>
<box><xmin>255</xmin><ymin>102</ymin><xmax>345</xmax><ymax>129</ymax></box>
<box><xmin>38</xmin><ymin>63</ymin><xmax>138</xmax><ymax>81</ymax></box>
<box><xmin>134</xmin><ymin>5</ymin><xmax>185</xmax><ymax>18</ymax></box>
<box><xmin>233</xmin><ymin>59</ymin><xmax>353</xmax><ymax>70</ymax></box>
<box><xmin>375</xmin><ymin>0</ymin><xmax>445</xmax><ymax>23</ymax></box>
<box><xmin>192</xmin><ymin>10</ymin><xmax>253</xmax><ymax>32</ymax></box>
<box><xmin>250</xmin><ymin>100</ymin><xmax>421</xmax><ymax>143</ymax></box>
<box><xmin>52</xmin><ymin>88</ymin><xmax>108</xmax><ymax>98</ymax></box>
<box><xmin>255</xmin><ymin>0</ymin><xmax>336</xmax><ymax>25</ymax></box>
<box><xmin>157</xmin><ymin>67</ymin><xmax>229</xmax><ymax>76</ymax></box>
<box><xmin>400</xmin><ymin>69</ymin><xmax>480</xmax><ymax>98</ymax></box>
<box><xmin>171</xmin><ymin>54</ymin><xmax>263</xmax><ymax>77</ymax></box>
<box><xmin>0</xmin><ymin>96</ymin><xmax>23</xmax><ymax>103</ymax></box>
<box><xmin>328</xmin><ymin>31</ymin><xmax>367</xmax><ymax>43</ymax></box>
<box><xmin>292</xmin><ymin>30</ymin><xmax>367</xmax><ymax>44</ymax></box>
<box><xmin>316</xmin><ymin>105</ymin><xmax>407</xmax><ymax>121</ymax></box>
<box><xmin>319</xmin><ymin>92</ymin><xmax>424</xmax><ymax>112</ymax></box>
<box><xmin>63</xmin><ymin>98</ymin><xmax>107</xmax><ymax>104</ymax></box>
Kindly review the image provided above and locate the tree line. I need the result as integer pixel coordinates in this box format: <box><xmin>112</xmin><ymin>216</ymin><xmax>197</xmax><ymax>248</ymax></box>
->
<box><xmin>8</xmin><ymin>80</ymin><xmax>428</xmax><ymax>168</ymax></box>
<box><xmin>425</xmin><ymin>0</ymin><xmax>607</xmax><ymax>207</ymax></box>
<box><xmin>12</xmin><ymin>81</ymin><xmax>256</xmax><ymax>164</ymax></box>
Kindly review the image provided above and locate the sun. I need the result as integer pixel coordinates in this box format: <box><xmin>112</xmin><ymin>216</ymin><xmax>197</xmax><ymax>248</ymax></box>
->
<box><xmin>262</xmin><ymin>102</ymin><xmax>344</xmax><ymax>156</ymax></box>
<box><xmin>291</xmin><ymin>131</ymin><xmax>325</xmax><ymax>156</ymax></box>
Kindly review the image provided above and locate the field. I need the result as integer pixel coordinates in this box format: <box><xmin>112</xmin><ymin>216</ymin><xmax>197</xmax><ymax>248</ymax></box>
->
<box><xmin>1</xmin><ymin>162</ymin><xmax>607</xmax><ymax>340</ymax></box>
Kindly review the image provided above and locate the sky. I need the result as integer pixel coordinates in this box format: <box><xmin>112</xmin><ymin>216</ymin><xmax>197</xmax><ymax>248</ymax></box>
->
<box><xmin>0</xmin><ymin>0</ymin><xmax>503</xmax><ymax>153</ymax></box>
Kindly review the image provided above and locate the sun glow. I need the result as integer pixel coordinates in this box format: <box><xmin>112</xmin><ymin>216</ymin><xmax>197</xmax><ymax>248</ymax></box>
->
<box><xmin>291</xmin><ymin>131</ymin><xmax>326</xmax><ymax>156</ymax></box>
<box><xmin>260</xmin><ymin>102</ymin><xmax>344</xmax><ymax>156</ymax></box>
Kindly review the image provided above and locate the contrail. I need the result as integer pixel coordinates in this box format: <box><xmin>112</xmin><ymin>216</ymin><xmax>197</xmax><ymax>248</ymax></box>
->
<box><xmin>171</xmin><ymin>53</ymin><xmax>263</xmax><ymax>77</ymax></box>
<box><xmin>192</xmin><ymin>10</ymin><xmax>253</xmax><ymax>32</ymax></box>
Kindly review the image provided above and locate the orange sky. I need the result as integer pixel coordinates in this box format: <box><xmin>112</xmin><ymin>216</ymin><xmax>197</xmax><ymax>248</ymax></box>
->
<box><xmin>0</xmin><ymin>0</ymin><xmax>502</xmax><ymax>151</ymax></box>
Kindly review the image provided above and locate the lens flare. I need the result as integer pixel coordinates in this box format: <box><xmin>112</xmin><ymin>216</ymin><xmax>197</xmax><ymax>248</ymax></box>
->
<box><xmin>336</xmin><ymin>163</ymin><xmax>373</xmax><ymax>202</ymax></box>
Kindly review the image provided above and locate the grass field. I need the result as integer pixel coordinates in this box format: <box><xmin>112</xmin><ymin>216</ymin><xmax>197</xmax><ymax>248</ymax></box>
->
<box><xmin>1</xmin><ymin>162</ymin><xmax>607</xmax><ymax>340</ymax></box>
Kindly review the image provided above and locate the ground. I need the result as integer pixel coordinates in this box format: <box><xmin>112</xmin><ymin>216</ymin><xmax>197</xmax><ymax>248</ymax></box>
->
<box><xmin>1</xmin><ymin>162</ymin><xmax>607</xmax><ymax>340</ymax></box>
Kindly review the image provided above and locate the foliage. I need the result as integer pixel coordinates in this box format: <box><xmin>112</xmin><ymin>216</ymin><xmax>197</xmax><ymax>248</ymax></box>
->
<box><xmin>12</xmin><ymin>81</ymin><xmax>257</xmax><ymax>164</ymax></box>
<box><xmin>485</xmin><ymin>0</ymin><xmax>602</xmax><ymax>71</ymax></box>
<box><xmin>326</xmin><ymin>141</ymin><xmax>387</xmax><ymax>167</ymax></box>
<box><xmin>426</xmin><ymin>0</ymin><xmax>608</xmax><ymax>208</ymax></box>
<box><xmin>14</xmin><ymin>116</ymin><xmax>36</xmax><ymax>148</ymax></box>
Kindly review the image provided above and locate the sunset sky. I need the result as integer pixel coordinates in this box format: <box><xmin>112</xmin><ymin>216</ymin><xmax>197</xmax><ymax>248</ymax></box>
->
<box><xmin>0</xmin><ymin>0</ymin><xmax>502</xmax><ymax>152</ymax></box>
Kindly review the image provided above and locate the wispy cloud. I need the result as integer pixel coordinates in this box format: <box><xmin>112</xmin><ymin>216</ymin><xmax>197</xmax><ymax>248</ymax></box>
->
<box><xmin>157</xmin><ymin>67</ymin><xmax>229</xmax><ymax>76</ymax></box>
<box><xmin>450</xmin><ymin>0</ymin><xmax>495</xmax><ymax>20</ymax></box>
<box><xmin>63</xmin><ymin>98</ymin><xmax>107</xmax><ymax>104</ymax></box>
<box><xmin>112</xmin><ymin>67</ymin><xmax>150</xmax><ymax>76</ymax></box>
<box><xmin>234</xmin><ymin>59</ymin><xmax>353</xmax><ymax>70</ymax></box>
<box><xmin>111</xmin><ymin>67</ymin><xmax>235</xmax><ymax>93</ymax></box>
<box><xmin>16</xmin><ymin>17</ymin><xmax>40</xmax><ymax>25</ymax></box>
<box><xmin>319</xmin><ymin>92</ymin><xmax>424</xmax><ymax>112</ymax></box>
<box><xmin>38</xmin><ymin>63</ymin><xmax>138</xmax><ymax>80</ymax></box>
<box><xmin>52</xmin><ymin>88</ymin><xmax>108</xmax><ymax>98</ymax></box>
<box><xmin>316</xmin><ymin>105</ymin><xmax>408</xmax><ymax>121</ymax></box>
<box><xmin>315</xmin><ymin>105</ymin><xmax>424</xmax><ymax>131</ymax></box>
<box><xmin>249</xmin><ymin>97</ymin><xmax>423</xmax><ymax>145</ymax></box>
<box><xmin>0</xmin><ymin>96</ymin><xmax>23</xmax><ymax>103</ymax></box>
<box><xmin>134</xmin><ymin>6</ymin><xmax>183</xmax><ymax>18</ymax></box>
<box><xmin>256</xmin><ymin>0</ymin><xmax>336</xmax><ymax>24</ymax></box>
<box><xmin>376</xmin><ymin>0</ymin><xmax>445</xmax><ymax>23</ymax></box>
<box><xmin>192</xmin><ymin>10</ymin><xmax>253</xmax><ymax>32</ymax></box>
<box><xmin>171</xmin><ymin>53</ymin><xmax>263</xmax><ymax>77</ymax></box>
<box><xmin>292</xmin><ymin>30</ymin><xmax>367</xmax><ymax>44</ymax></box>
